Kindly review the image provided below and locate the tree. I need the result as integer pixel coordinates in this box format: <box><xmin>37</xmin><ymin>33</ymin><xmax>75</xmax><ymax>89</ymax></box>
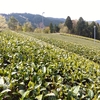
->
<box><xmin>54</xmin><ymin>24</ymin><xmax>60</xmax><ymax>33</ymax></box>
<box><xmin>49</xmin><ymin>23</ymin><xmax>53</xmax><ymax>33</ymax></box>
<box><xmin>88</xmin><ymin>21</ymin><xmax>100</xmax><ymax>39</ymax></box>
<box><xmin>16</xmin><ymin>24</ymin><xmax>22</xmax><ymax>31</ymax></box>
<box><xmin>59</xmin><ymin>23</ymin><xmax>64</xmax><ymax>29</ymax></box>
<box><xmin>43</xmin><ymin>27</ymin><xmax>50</xmax><ymax>33</ymax></box>
<box><xmin>34</xmin><ymin>28</ymin><xmax>42</xmax><ymax>33</ymax></box>
<box><xmin>22</xmin><ymin>22</ymin><xmax>34</xmax><ymax>32</ymax></box>
<box><xmin>8</xmin><ymin>16</ymin><xmax>19</xmax><ymax>31</ymax></box>
<box><xmin>59</xmin><ymin>23</ymin><xmax>68</xmax><ymax>33</ymax></box>
<box><xmin>97</xmin><ymin>23</ymin><xmax>100</xmax><ymax>40</ymax></box>
<box><xmin>82</xmin><ymin>22</ymin><xmax>90</xmax><ymax>37</ymax></box>
<box><xmin>64</xmin><ymin>16</ymin><xmax>73</xmax><ymax>33</ymax></box>
<box><xmin>77</xmin><ymin>17</ymin><xmax>85</xmax><ymax>35</ymax></box>
<box><xmin>60</xmin><ymin>26</ymin><xmax>68</xmax><ymax>33</ymax></box>
<box><xmin>0</xmin><ymin>15</ymin><xmax>8</xmax><ymax>31</ymax></box>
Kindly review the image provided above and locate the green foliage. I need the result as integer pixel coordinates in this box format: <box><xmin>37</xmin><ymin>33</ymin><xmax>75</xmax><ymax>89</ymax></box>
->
<box><xmin>22</xmin><ymin>21</ymin><xmax>34</xmax><ymax>32</ymax></box>
<box><xmin>89</xmin><ymin>22</ymin><xmax>97</xmax><ymax>38</ymax></box>
<box><xmin>8</xmin><ymin>16</ymin><xmax>20</xmax><ymax>31</ymax></box>
<box><xmin>54</xmin><ymin>24</ymin><xmax>60</xmax><ymax>33</ymax></box>
<box><xmin>64</xmin><ymin>16</ymin><xmax>73</xmax><ymax>33</ymax></box>
<box><xmin>59</xmin><ymin>23</ymin><xmax>68</xmax><ymax>33</ymax></box>
<box><xmin>0</xmin><ymin>31</ymin><xmax>100</xmax><ymax>99</ymax></box>
<box><xmin>43</xmin><ymin>27</ymin><xmax>50</xmax><ymax>33</ymax></box>
<box><xmin>31</xmin><ymin>33</ymin><xmax>100</xmax><ymax>64</ymax></box>
<box><xmin>34</xmin><ymin>28</ymin><xmax>42</xmax><ymax>33</ymax></box>
<box><xmin>76</xmin><ymin>17</ymin><xmax>86</xmax><ymax>35</ymax></box>
<box><xmin>49</xmin><ymin>23</ymin><xmax>54</xmax><ymax>33</ymax></box>
<box><xmin>43</xmin><ymin>93</ymin><xmax>56</xmax><ymax>100</ymax></box>
<box><xmin>60</xmin><ymin>26</ymin><xmax>68</xmax><ymax>33</ymax></box>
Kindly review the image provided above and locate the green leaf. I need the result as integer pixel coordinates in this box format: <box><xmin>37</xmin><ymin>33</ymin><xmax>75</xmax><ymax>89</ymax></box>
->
<box><xmin>2</xmin><ymin>95</ymin><xmax>11</xmax><ymax>99</ymax></box>
<box><xmin>42</xmin><ymin>66</ymin><xmax>46</xmax><ymax>73</ymax></box>
<box><xmin>45</xmin><ymin>93</ymin><xmax>56</xmax><ymax>96</ymax></box>
<box><xmin>73</xmin><ymin>86</ymin><xmax>80</xmax><ymax>95</ymax></box>
<box><xmin>67</xmin><ymin>91</ymin><xmax>73</xmax><ymax>100</ymax></box>
<box><xmin>1</xmin><ymin>89</ymin><xmax>11</xmax><ymax>93</ymax></box>
<box><xmin>0</xmin><ymin>77</ymin><xmax>4</xmax><ymax>84</ymax></box>
<box><xmin>11</xmin><ymin>72</ymin><xmax>17</xmax><ymax>75</ymax></box>
<box><xmin>88</xmin><ymin>89</ymin><xmax>94</xmax><ymax>99</ymax></box>
<box><xmin>35</xmin><ymin>94</ymin><xmax>43</xmax><ymax>100</ymax></box>
<box><xmin>19</xmin><ymin>90</ymin><xmax>25</xmax><ymax>95</ymax></box>
<box><xmin>28</xmin><ymin>81</ymin><xmax>34</xmax><ymax>89</ymax></box>
<box><xmin>0</xmin><ymin>69</ymin><xmax>3</xmax><ymax>75</ymax></box>
<box><xmin>22</xmin><ymin>90</ymin><xmax>30</xmax><ymax>99</ymax></box>
<box><xmin>44</xmin><ymin>93</ymin><xmax>56</xmax><ymax>100</ymax></box>
<box><xmin>35</xmin><ymin>84</ymin><xmax>41</xmax><ymax>89</ymax></box>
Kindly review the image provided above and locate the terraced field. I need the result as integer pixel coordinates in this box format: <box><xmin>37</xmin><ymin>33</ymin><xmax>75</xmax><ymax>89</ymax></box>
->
<box><xmin>0</xmin><ymin>31</ymin><xmax>100</xmax><ymax>100</ymax></box>
<box><xmin>23</xmin><ymin>32</ymin><xmax>100</xmax><ymax>64</ymax></box>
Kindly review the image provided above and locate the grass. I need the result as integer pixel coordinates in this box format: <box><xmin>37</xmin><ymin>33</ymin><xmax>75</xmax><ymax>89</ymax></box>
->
<box><xmin>3</xmin><ymin>29</ymin><xmax>100</xmax><ymax>50</ymax></box>
<box><xmin>20</xmin><ymin>32</ymin><xmax>100</xmax><ymax>65</ymax></box>
<box><xmin>22</xmin><ymin>32</ymin><xmax>100</xmax><ymax>51</ymax></box>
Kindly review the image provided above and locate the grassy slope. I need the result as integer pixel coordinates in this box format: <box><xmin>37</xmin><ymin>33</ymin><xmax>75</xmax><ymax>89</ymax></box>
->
<box><xmin>34</xmin><ymin>33</ymin><xmax>100</xmax><ymax>50</ymax></box>
<box><xmin>1</xmin><ymin>31</ymin><xmax>100</xmax><ymax>99</ymax></box>
<box><xmin>20</xmin><ymin>32</ymin><xmax>100</xmax><ymax>64</ymax></box>
<box><xmin>22</xmin><ymin>32</ymin><xmax>100</xmax><ymax>50</ymax></box>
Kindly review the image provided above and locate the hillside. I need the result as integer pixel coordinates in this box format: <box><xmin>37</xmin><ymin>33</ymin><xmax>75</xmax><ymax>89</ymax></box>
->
<box><xmin>21</xmin><ymin>32</ymin><xmax>100</xmax><ymax>64</ymax></box>
<box><xmin>0</xmin><ymin>30</ymin><xmax>100</xmax><ymax>99</ymax></box>
<box><xmin>1</xmin><ymin>13</ymin><xmax>65</xmax><ymax>27</ymax></box>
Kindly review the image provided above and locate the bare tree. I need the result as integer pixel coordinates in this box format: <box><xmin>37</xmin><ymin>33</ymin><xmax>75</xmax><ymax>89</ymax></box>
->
<box><xmin>0</xmin><ymin>15</ymin><xmax>8</xmax><ymax>31</ymax></box>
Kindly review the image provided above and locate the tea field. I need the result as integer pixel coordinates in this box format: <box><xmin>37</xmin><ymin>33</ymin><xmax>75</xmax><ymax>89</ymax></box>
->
<box><xmin>0</xmin><ymin>31</ymin><xmax>100</xmax><ymax>100</ymax></box>
<box><xmin>22</xmin><ymin>32</ymin><xmax>100</xmax><ymax>65</ymax></box>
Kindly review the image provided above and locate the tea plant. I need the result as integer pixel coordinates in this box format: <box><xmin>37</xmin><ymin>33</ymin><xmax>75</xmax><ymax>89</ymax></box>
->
<box><xmin>0</xmin><ymin>31</ymin><xmax>100</xmax><ymax>100</ymax></box>
<box><xmin>31</xmin><ymin>34</ymin><xmax>100</xmax><ymax>65</ymax></box>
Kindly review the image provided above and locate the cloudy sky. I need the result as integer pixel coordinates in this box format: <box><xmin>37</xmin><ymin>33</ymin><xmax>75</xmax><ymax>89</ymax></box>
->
<box><xmin>0</xmin><ymin>0</ymin><xmax>99</xmax><ymax>21</ymax></box>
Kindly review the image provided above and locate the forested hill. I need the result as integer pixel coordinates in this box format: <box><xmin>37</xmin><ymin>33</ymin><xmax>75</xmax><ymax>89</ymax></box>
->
<box><xmin>1</xmin><ymin>13</ymin><xmax>65</xmax><ymax>27</ymax></box>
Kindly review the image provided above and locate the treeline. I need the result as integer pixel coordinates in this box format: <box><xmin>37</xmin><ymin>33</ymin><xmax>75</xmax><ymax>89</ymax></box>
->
<box><xmin>64</xmin><ymin>16</ymin><xmax>100</xmax><ymax>40</ymax></box>
<box><xmin>7</xmin><ymin>16</ymin><xmax>34</xmax><ymax>32</ymax></box>
<box><xmin>0</xmin><ymin>15</ymin><xmax>100</xmax><ymax>40</ymax></box>
<box><xmin>49</xmin><ymin>16</ymin><xmax>100</xmax><ymax>40</ymax></box>
<box><xmin>1</xmin><ymin>13</ymin><xmax>65</xmax><ymax>27</ymax></box>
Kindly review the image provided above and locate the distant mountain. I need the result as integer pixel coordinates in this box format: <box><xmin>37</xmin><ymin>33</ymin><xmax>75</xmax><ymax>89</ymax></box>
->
<box><xmin>1</xmin><ymin>13</ymin><xmax>65</xmax><ymax>27</ymax></box>
<box><xmin>88</xmin><ymin>20</ymin><xmax>100</xmax><ymax>24</ymax></box>
<box><xmin>96</xmin><ymin>20</ymin><xmax>100</xmax><ymax>24</ymax></box>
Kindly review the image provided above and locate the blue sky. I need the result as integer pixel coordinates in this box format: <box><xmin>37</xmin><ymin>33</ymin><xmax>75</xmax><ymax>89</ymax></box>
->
<box><xmin>0</xmin><ymin>0</ymin><xmax>100</xmax><ymax>21</ymax></box>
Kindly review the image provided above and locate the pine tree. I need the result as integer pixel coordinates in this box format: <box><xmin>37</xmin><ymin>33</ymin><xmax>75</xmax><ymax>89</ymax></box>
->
<box><xmin>64</xmin><ymin>16</ymin><xmax>73</xmax><ymax>33</ymax></box>
<box><xmin>49</xmin><ymin>23</ymin><xmax>53</xmax><ymax>33</ymax></box>
<box><xmin>54</xmin><ymin>24</ymin><xmax>60</xmax><ymax>33</ymax></box>
<box><xmin>77</xmin><ymin>17</ymin><xmax>85</xmax><ymax>35</ymax></box>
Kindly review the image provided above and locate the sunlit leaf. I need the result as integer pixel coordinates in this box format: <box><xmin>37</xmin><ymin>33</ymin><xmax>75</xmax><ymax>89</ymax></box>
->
<box><xmin>28</xmin><ymin>81</ymin><xmax>34</xmax><ymax>89</ymax></box>
<box><xmin>22</xmin><ymin>90</ymin><xmax>30</xmax><ymax>99</ymax></box>
<box><xmin>1</xmin><ymin>89</ymin><xmax>11</xmax><ymax>93</ymax></box>
<box><xmin>44</xmin><ymin>93</ymin><xmax>56</xmax><ymax>100</ymax></box>
<box><xmin>73</xmin><ymin>86</ymin><xmax>80</xmax><ymax>95</ymax></box>
<box><xmin>88</xmin><ymin>89</ymin><xmax>94</xmax><ymax>99</ymax></box>
<box><xmin>0</xmin><ymin>77</ymin><xmax>4</xmax><ymax>84</ymax></box>
<box><xmin>19</xmin><ymin>89</ymin><xmax>25</xmax><ymax>95</ymax></box>
<box><xmin>42</xmin><ymin>66</ymin><xmax>46</xmax><ymax>73</ymax></box>
<box><xmin>35</xmin><ymin>94</ymin><xmax>43</xmax><ymax>100</ymax></box>
<box><xmin>11</xmin><ymin>72</ymin><xmax>17</xmax><ymax>75</ymax></box>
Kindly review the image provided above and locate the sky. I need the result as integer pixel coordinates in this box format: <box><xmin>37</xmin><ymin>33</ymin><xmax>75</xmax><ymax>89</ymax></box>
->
<box><xmin>0</xmin><ymin>0</ymin><xmax>100</xmax><ymax>21</ymax></box>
